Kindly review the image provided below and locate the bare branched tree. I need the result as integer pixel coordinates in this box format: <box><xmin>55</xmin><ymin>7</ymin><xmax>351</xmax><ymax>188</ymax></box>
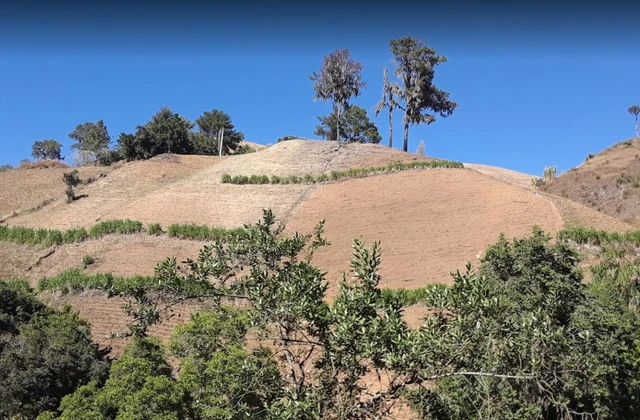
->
<box><xmin>310</xmin><ymin>49</ymin><xmax>366</xmax><ymax>144</ymax></box>
<box><xmin>375</xmin><ymin>66</ymin><xmax>403</xmax><ymax>148</ymax></box>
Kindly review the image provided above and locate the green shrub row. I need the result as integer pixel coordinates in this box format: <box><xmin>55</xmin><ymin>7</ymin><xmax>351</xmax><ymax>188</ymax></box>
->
<box><xmin>221</xmin><ymin>159</ymin><xmax>465</xmax><ymax>185</ymax></box>
<box><xmin>166</xmin><ymin>223</ymin><xmax>245</xmax><ymax>241</ymax></box>
<box><xmin>37</xmin><ymin>268</ymin><xmax>155</xmax><ymax>295</ymax></box>
<box><xmin>557</xmin><ymin>226</ymin><xmax>640</xmax><ymax>247</ymax></box>
<box><xmin>0</xmin><ymin>220</ymin><xmax>244</xmax><ymax>247</ymax></box>
<box><xmin>0</xmin><ymin>219</ymin><xmax>144</xmax><ymax>247</ymax></box>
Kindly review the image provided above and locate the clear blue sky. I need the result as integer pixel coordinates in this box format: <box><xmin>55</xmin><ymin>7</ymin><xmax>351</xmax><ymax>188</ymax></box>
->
<box><xmin>1</xmin><ymin>1</ymin><xmax>638</xmax><ymax>176</ymax></box>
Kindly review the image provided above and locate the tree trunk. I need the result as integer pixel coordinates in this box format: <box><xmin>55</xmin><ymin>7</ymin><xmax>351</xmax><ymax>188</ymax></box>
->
<box><xmin>388</xmin><ymin>108</ymin><xmax>393</xmax><ymax>148</ymax></box>
<box><xmin>403</xmin><ymin>119</ymin><xmax>409</xmax><ymax>152</ymax></box>
<box><xmin>336</xmin><ymin>107</ymin><xmax>341</xmax><ymax>144</ymax></box>
<box><xmin>636</xmin><ymin>115</ymin><xmax>639</xmax><ymax>137</ymax></box>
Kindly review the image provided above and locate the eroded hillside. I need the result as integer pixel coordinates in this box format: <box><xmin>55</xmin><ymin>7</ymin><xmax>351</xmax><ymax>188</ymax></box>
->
<box><xmin>540</xmin><ymin>137</ymin><xmax>640</xmax><ymax>227</ymax></box>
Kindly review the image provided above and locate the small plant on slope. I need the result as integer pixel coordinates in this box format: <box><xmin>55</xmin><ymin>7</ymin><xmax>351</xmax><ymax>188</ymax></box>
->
<box><xmin>62</xmin><ymin>169</ymin><xmax>81</xmax><ymax>203</ymax></box>
<box><xmin>543</xmin><ymin>165</ymin><xmax>557</xmax><ymax>181</ymax></box>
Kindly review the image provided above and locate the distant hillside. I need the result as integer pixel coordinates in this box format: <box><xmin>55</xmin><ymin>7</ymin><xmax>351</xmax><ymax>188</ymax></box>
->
<box><xmin>539</xmin><ymin>137</ymin><xmax>640</xmax><ymax>227</ymax></box>
<box><xmin>0</xmin><ymin>138</ymin><xmax>633</xmax><ymax>357</ymax></box>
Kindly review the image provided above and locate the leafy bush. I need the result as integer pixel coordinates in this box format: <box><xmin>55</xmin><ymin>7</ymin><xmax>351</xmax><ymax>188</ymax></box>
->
<box><xmin>31</xmin><ymin>212</ymin><xmax>640</xmax><ymax>419</ymax></box>
<box><xmin>0</xmin><ymin>282</ymin><xmax>109</xmax><ymax>419</ymax></box>
<box><xmin>0</xmin><ymin>164</ymin><xmax>13</xmax><ymax>172</ymax></box>
<box><xmin>31</xmin><ymin>139</ymin><xmax>63</xmax><ymax>161</ymax></box>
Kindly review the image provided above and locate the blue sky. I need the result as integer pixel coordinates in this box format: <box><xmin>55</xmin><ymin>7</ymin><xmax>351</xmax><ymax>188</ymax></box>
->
<box><xmin>1</xmin><ymin>1</ymin><xmax>638</xmax><ymax>176</ymax></box>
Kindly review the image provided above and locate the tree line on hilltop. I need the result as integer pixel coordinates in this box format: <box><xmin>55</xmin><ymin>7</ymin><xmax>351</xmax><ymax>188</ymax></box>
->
<box><xmin>22</xmin><ymin>107</ymin><xmax>252</xmax><ymax>169</ymax></box>
<box><xmin>5</xmin><ymin>36</ymin><xmax>460</xmax><ymax>171</ymax></box>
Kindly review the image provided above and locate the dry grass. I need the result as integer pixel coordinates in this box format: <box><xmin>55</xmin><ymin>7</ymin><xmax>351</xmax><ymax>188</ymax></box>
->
<box><xmin>18</xmin><ymin>159</ymin><xmax>70</xmax><ymax>170</ymax></box>
<box><xmin>0</xmin><ymin>165</ymin><xmax>112</xmax><ymax>218</ymax></box>
<box><xmin>465</xmin><ymin>163</ymin><xmax>538</xmax><ymax>190</ymax></box>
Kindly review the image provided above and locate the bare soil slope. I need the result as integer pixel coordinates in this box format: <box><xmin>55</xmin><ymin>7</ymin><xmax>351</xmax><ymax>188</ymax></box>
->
<box><xmin>5</xmin><ymin>140</ymin><xmax>430</xmax><ymax>229</ymax></box>
<box><xmin>0</xmin><ymin>165</ymin><xmax>113</xmax><ymax>220</ymax></box>
<box><xmin>465</xmin><ymin>162</ymin><xmax>634</xmax><ymax>232</ymax></box>
<box><xmin>540</xmin><ymin>137</ymin><xmax>640</xmax><ymax>227</ymax></box>
<box><xmin>285</xmin><ymin>168</ymin><xmax>564</xmax><ymax>298</ymax></box>
<box><xmin>464</xmin><ymin>163</ymin><xmax>537</xmax><ymax>190</ymax></box>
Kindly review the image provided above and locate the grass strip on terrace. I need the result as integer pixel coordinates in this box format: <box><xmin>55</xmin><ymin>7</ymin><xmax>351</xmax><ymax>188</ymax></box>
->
<box><xmin>37</xmin><ymin>268</ymin><xmax>155</xmax><ymax>295</ymax></box>
<box><xmin>0</xmin><ymin>220</ymin><xmax>245</xmax><ymax>247</ymax></box>
<box><xmin>221</xmin><ymin>159</ymin><xmax>465</xmax><ymax>185</ymax></box>
<box><xmin>557</xmin><ymin>226</ymin><xmax>640</xmax><ymax>247</ymax></box>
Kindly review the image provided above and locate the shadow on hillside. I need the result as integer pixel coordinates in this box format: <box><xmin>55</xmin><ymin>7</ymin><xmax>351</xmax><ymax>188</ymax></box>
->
<box><xmin>72</xmin><ymin>194</ymin><xmax>89</xmax><ymax>201</ymax></box>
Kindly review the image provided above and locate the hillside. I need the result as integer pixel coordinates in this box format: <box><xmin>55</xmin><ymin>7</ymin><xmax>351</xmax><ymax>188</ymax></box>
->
<box><xmin>540</xmin><ymin>137</ymin><xmax>640</xmax><ymax>227</ymax></box>
<box><xmin>0</xmin><ymin>139</ymin><xmax>633</xmax><ymax>356</ymax></box>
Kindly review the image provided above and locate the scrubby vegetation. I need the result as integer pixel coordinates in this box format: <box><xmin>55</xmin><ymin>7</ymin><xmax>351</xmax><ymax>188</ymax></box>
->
<box><xmin>62</xmin><ymin>169</ymin><xmax>81</xmax><ymax>202</ymax></box>
<box><xmin>221</xmin><ymin>159</ymin><xmax>464</xmax><ymax>185</ymax></box>
<box><xmin>32</xmin><ymin>139</ymin><xmax>63</xmax><ymax>161</ymax></box>
<box><xmin>81</xmin><ymin>255</ymin><xmax>95</xmax><ymax>268</ymax></box>
<box><xmin>314</xmin><ymin>105</ymin><xmax>382</xmax><ymax>144</ymax></box>
<box><xmin>0</xmin><ymin>281</ymin><xmax>109</xmax><ymax>419</ymax></box>
<box><xmin>3</xmin><ymin>211</ymin><xmax>634</xmax><ymax>419</ymax></box>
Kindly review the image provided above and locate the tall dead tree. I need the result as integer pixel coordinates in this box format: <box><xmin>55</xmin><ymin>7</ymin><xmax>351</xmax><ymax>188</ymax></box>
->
<box><xmin>375</xmin><ymin>66</ymin><xmax>402</xmax><ymax>148</ymax></box>
<box><xmin>310</xmin><ymin>49</ymin><xmax>365</xmax><ymax>144</ymax></box>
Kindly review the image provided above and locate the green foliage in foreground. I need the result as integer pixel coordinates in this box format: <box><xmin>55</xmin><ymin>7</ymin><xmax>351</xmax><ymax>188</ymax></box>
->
<box><xmin>221</xmin><ymin>159</ymin><xmax>465</xmax><ymax>185</ymax></box>
<box><xmin>558</xmin><ymin>225</ymin><xmax>640</xmax><ymax>247</ymax></box>
<box><xmin>0</xmin><ymin>281</ymin><xmax>109</xmax><ymax>419</ymax></box>
<box><xmin>38</xmin><ymin>212</ymin><xmax>640</xmax><ymax>419</ymax></box>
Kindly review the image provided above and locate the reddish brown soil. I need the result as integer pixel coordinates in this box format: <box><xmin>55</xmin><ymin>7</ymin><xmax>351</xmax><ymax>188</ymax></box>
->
<box><xmin>285</xmin><ymin>168</ymin><xmax>564</xmax><ymax>298</ymax></box>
